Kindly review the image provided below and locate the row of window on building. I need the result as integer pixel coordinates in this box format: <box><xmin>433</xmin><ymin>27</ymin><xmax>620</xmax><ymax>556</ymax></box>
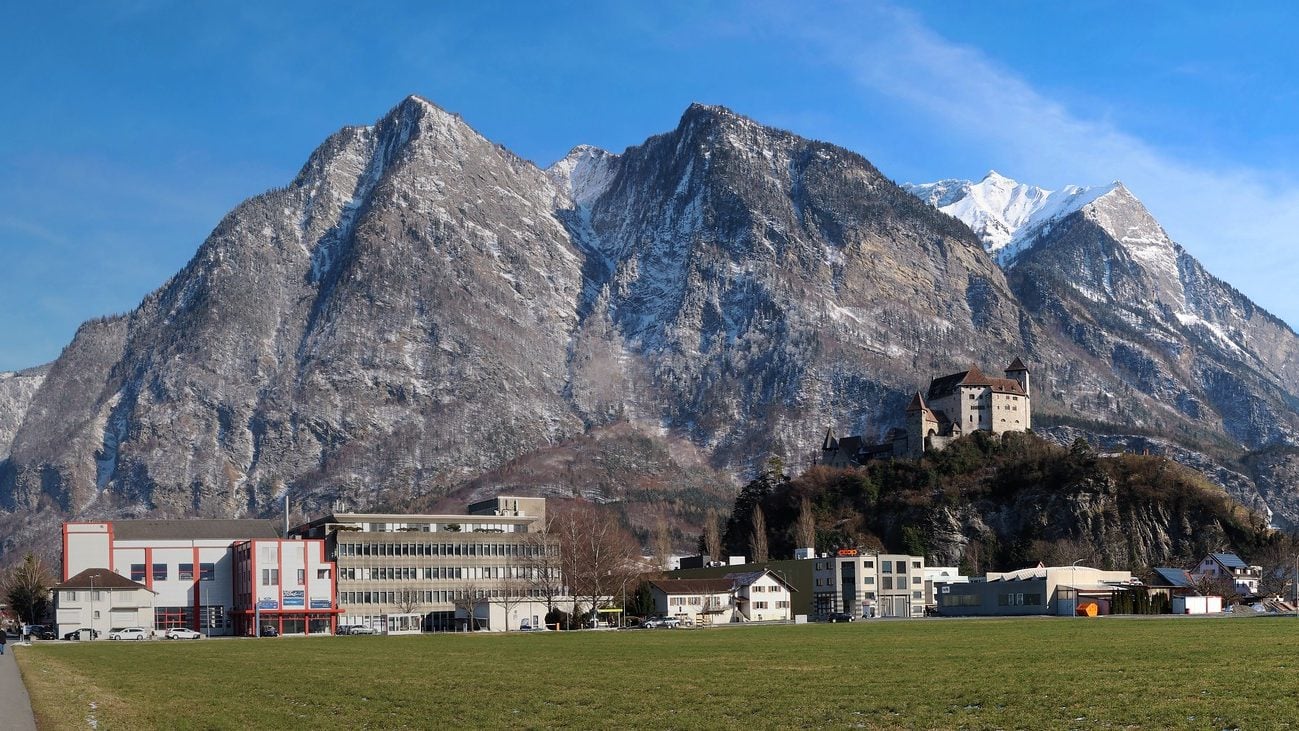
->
<box><xmin>814</xmin><ymin>576</ymin><xmax>923</xmax><ymax>588</ymax></box>
<box><xmin>129</xmin><ymin>563</ymin><xmax>215</xmax><ymax>582</ymax></box>
<box><xmin>337</xmin><ymin>565</ymin><xmax>545</xmax><ymax>581</ymax></box>
<box><xmin>336</xmin><ymin>541</ymin><xmax>545</xmax><ymax>558</ymax></box>
<box><xmin>357</xmin><ymin>522</ymin><xmax>526</xmax><ymax>533</ymax></box>
<box><xmin>339</xmin><ymin>588</ymin><xmax>548</xmax><ymax>605</ymax></box>
<box><xmin>814</xmin><ymin>559</ymin><xmax>922</xmax><ymax>573</ymax></box>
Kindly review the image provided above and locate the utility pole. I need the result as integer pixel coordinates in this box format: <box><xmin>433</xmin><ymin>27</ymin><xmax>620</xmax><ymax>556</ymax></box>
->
<box><xmin>89</xmin><ymin>573</ymin><xmax>99</xmax><ymax>639</ymax></box>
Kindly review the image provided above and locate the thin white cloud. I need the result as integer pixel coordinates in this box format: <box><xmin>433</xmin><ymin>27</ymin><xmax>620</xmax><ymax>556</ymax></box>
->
<box><xmin>786</xmin><ymin>3</ymin><xmax>1299</xmax><ymax>328</ymax></box>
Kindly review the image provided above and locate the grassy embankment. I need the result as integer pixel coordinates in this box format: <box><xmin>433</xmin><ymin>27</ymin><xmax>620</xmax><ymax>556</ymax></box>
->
<box><xmin>17</xmin><ymin>617</ymin><xmax>1299</xmax><ymax>729</ymax></box>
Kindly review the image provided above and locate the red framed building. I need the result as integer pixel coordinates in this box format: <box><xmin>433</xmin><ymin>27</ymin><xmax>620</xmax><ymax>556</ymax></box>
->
<box><xmin>231</xmin><ymin>538</ymin><xmax>341</xmax><ymax>636</ymax></box>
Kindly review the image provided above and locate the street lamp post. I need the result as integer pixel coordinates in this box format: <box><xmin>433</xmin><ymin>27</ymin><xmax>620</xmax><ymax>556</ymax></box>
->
<box><xmin>89</xmin><ymin>573</ymin><xmax>97</xmax><ymax>639</ymax></box>
<box><xmin>1069</xmin><ymin>559</ymin><xmax>1086</xmax><ymax>617</ymax></box>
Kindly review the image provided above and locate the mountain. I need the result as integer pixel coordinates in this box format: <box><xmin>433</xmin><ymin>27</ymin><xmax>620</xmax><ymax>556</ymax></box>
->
<box><xmin>4</xmin><ymin>97</ymin><xmax>1299</xmax><ymax>563</ymax></box>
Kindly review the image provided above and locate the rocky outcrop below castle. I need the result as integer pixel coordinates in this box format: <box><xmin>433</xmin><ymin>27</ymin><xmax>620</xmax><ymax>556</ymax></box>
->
<box><xmin>726</xmin><ymin>431</ymin><xmax>1271</xmax><ymax>572</ymax></box>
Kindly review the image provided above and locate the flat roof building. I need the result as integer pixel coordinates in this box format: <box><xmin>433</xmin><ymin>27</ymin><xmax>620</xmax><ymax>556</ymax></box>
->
<box><xmin>290</xmin><ymin>496</ymin><xmax>556</xmax><ymax>632</ymax></box>
<box><xmin>936</xmin><ymin>565</ymin><xmax>1134</xmax><ymax>616</ymax></box>
<box><xmin>60</xmin><ymin>519</ymin><xmax>334</xmax><ymax>636</ymax></box>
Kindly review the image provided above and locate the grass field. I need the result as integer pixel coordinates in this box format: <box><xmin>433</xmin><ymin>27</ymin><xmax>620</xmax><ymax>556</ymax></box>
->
<box><xmin>16</xmin><ymin>616</ymin><xmax>1299</xmax><ymax>729</ymax></box>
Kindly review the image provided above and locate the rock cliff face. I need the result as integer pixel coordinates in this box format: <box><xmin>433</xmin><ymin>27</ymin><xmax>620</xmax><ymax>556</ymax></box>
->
<box><xmin>0</xmin><ymin>366</ymin><xmax>47</xmax><ymax>461</ymax></box>
<box><xmin>3</xmin><ymin>97</ymin><xmax>1299</xmax><ymax>552</ymax></box>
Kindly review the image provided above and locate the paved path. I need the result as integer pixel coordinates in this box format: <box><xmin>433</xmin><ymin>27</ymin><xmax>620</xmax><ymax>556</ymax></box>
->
<box><xmin>0</xmin><ymin>641</ymin><xmax>38</xmax><ymax>731</ymax></box>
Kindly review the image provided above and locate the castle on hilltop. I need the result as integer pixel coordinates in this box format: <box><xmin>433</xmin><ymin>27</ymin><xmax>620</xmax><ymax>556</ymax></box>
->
<box><xmin>822</xmin><ymin>358</ymin><xmax>1031</xmax><ymax>465</ymax></box>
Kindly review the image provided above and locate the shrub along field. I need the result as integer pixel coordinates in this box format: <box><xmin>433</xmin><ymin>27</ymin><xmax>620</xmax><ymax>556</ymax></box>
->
<box><xmin>17</xmin><ymin>617</ymin><xmax>1299</xmax><ymax>729</ymax></box>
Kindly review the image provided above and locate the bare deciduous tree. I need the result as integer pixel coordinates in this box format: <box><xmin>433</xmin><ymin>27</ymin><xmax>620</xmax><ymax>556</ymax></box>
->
<box><xmin>551</xmin><ymin>501</ymin><xmax>640</xmax><ymax>626</ymax></box>
<box><xmin>453</xmin><ymin>582</ymin><xmax>484</xmax><ymax>631</ymax></box>
<box><xmin>493</xmin><ymin>576</ymin><xmax>532</xmax><ymax>631</ymax></box>
<box><xmin>1250</xmin><ymin>536</ymin><xmax>1299</xmax><ymax>598</ymax></box>
<box><xmin>653</xmin><ymin>510</ymin><xmax>673</xmax><ymax>571</ymax></box>
<box><xmin>750</xmin><ymin>505</ymin><xmax>769</xmax><ymax>563</ymax></box>
<box><xmin>704</xmin><ymin>508</ymin><xmax>722</xmax><ymax>562</ymax></box>
<box><xmin>394</xmin><ymin>586</ymin><xmax>422</xmax><ymax>614</ymax></box>
<box><xmin>795</xmin><ymin>496</ymin><xmax>816</xmax><ymax>550</ymax></box>
<box><xmin>524</xmin><ymin>515</ymin><xmax>566</xmax><ymax>610</ymax></box>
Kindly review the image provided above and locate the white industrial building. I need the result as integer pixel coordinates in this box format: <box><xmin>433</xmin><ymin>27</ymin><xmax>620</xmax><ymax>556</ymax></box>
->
<box><xmin>61</xmin><ymin>519</ymin><xmax>336</xmax><ymax>636</ymax></box>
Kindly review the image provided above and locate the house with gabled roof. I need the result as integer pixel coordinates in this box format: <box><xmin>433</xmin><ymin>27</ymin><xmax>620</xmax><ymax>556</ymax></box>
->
<box><xmin>822</xmin><ymin>358</ymin><xmax>1031</xmax><ymax>463</ymax></box>
<box><xmin>1194</xmin><ymin>552</ymin><xmax>1261</xmax><ymax>596</ymax></box>
<box><xmin>53</xmin><ymin>568</ymin><xmax>156</xmax><ymax>639</ymax></box>
<box><xmin>648</xmin><ymin>569</ymin><xmax>796</xmax><ymax>625</ymax></box>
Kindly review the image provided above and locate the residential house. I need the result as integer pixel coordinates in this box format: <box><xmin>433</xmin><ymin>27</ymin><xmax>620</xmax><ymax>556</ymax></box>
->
<box><xmin>649</xmin><ymin>569</ymin><xmax>796</xmax><ymax>625</ymax></box>
<box><xmin>53</xmin><ymin>568</ymin><xmax>155</xmax><ymax>638</ymax></box>
<box><xmin>1194</xmin><ymin>553</ymin><xmax>1261</xmax><ymax>596</ymax></box>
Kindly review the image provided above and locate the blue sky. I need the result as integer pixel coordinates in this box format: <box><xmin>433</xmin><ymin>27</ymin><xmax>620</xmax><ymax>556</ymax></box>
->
<box><xmin>3</xmin><ymin>1</ymin><xmax>1299</xmax><ymax>370</ymax></box>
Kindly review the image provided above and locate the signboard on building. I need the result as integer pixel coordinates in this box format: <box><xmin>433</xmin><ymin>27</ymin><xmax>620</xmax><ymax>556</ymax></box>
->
<box><xmin>309</xmin><ymin>599</ymin><xmax>332</xmax><ymax>609</ymax></box>
<box><xmin>256</xmin><ymin>598</ymin><xmax>279</xmax><ymax>610</ymax></box>
<box><xmin>836</xmin><ymin>549</ymin><xmax>859</xmax><ymax>557</ymax></box>
<box><xmin>283</xmin><ymin>590</ymin><xmax>305</xmax><ymax>608</ymax></box>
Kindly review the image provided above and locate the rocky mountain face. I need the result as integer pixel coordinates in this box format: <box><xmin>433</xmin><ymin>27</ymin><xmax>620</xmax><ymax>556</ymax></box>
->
<box><xmin>3</xmin><ymin>97</ymin><xmax>1299</xmax><ymax>561</ymax></box>
<box><xmin>730</xmin><ymin>432</ymin><xmax>1271</xmax><ymax>573</ymax></box>
<box><xmin>0</xmin><ymin>365</ymin><xmax>47</xmax><ymax>461</ymax></box>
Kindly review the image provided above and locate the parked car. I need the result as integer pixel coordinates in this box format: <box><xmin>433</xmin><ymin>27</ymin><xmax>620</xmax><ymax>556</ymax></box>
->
<box><xmin>62</xmin><ymin>628</ymin><xmax>100</xmax><ymax>641</ymax></box>
<box><xmin>347</xmin><ymin>625</ymin><xmax>378</xmax><ymax>635</ymax></box>
<box><xmin>165</xmin><ymin>628</ymin><xmax>203</xmax><ymax>640</ymax></box>
<box><xmin>642</xmin><ymin>616</ymin><xmax>681</xmax><ymax>629</ymax></box>
<box><xmin>259</xmin><ymin>625</ymin><xmax>279</xmax><ymax>637</ymax></box>
<box><xmin>108</xmin><ymin>627</ymin><xmax>150</xmax><ymax>641</ymax></box>
<box><xmin>335</xmin><ymin>624</ymin><xmax>357</xmax><ymax>635</ymax></box>
<box><xmin>827</xmin><ymin>612</ymin><xmax>855</xmax><ymax>623</ymax></box>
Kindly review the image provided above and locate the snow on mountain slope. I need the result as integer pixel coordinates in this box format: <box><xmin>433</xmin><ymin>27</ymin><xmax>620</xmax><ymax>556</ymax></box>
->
<box><xmin>904</xmin><ymin>172</ymin><xmax>1118</xmax><ymax>265</ymax></box>
<box><xmin>904</xmin><ymin>172</ymin><xmax>1051</xmax><ymax>253</ymax></box>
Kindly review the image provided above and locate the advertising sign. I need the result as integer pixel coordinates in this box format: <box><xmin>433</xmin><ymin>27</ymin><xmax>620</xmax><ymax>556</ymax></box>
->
<box><xmin>283</xmin><ymin>590</ymin><xmax>305</xmax><ymax>608</ymax></box>
<box><xmin>256</xmin><ymin>598</ymin><xmax>279</xmax><ymax>610</ymax></box>
<box><xmin>309</xmin><ymin>599</ymin><xmax>332</xmax><ymax>609</ymax></box>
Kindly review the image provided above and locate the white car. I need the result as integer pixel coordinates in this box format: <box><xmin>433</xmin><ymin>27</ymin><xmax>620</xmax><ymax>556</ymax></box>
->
<box><xmin>165</xmin><ymin>628</ymin><xmax>202</xmax><ymax>640</ymax></box>
<box><xmin>348</xmin><ymin>625</ymin><xmax>379</xmax><ymax>635</ymax></box>
<box><xmin>108</xmin><ymin>627</ymin><xmax>150</xmax><ymax>641</ymax></box>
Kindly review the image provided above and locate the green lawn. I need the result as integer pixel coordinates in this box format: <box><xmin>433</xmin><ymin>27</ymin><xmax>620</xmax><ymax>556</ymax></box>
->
<box><xmin>16</xmin><ymin>617</ymin><xmax>1299</xmax><ymax>729</ymax></box>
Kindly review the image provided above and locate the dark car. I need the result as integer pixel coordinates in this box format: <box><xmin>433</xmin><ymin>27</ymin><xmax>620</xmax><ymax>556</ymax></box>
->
<box><xmin>62</xmin><ymin>628</ymin><xmax>100</xmax><ymax>640</ymax></box>
<box><xmin>827</xmin><ymin>612</ymin><xmax>855</xmax><ymax>623</ymax></box>
<box><xmin>28</xmin><ymin>625</ymin><xmax>58</xmax><ymax>640</ymax></box>
<box><xmin>259</xmin><ymin>625</ymin><xmax>279</xmax><ymax>637</ymax></box>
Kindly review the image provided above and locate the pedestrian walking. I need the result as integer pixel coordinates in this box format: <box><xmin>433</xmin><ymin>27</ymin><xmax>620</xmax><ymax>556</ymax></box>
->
<box><xmin>0</xmin><ymin>629</ymin><xmax>7</xmax><ymax>655</ymax></box>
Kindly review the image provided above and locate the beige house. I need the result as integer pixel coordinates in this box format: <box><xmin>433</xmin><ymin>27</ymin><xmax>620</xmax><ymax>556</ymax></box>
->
<box><xmin>649</xmin><ymin>570</ymin><xmax>795</xmax><ymax>625</ymax></box>
<box><xmin>53</xmin><ymin>568</ymin><xmax>155</xmax><ymax>638</ymax></box>
<box><xmin>823</xmin><ymin>358</ymin><xmax>1030</xmax><ymax>463</ymax></box>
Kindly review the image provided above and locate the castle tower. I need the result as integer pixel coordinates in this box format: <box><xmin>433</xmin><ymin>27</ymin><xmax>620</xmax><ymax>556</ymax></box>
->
<box><xmin>1005</xmin><ymin>357</ymin><xmax>1031</xmax><ymax>431</ymax></box>
<box><xmin>905</xmin><ymin>392</ymin><xmax>937</xmax><ymax>457</ymax></box>
<box><xmin>1005</xmin><ymin>357</ymin><xmax>1030</xmax><ymax>398</ymax></box>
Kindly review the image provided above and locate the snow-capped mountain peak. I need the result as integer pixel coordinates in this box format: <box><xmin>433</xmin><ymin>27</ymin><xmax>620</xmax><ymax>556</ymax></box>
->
<box><xmin>904</xmin><ymin>172</ymin><xmax>1052</xmax><ymax>254</ymax></box>
<box><xmin>547</xmin><ymin>144</ymin><xmax>619</xmax><ymax>208</ymax></box>
<box><xmin>903</xmin><ymin>173</ymin><xmax>1139</xmax><ymax>266</ymax></box>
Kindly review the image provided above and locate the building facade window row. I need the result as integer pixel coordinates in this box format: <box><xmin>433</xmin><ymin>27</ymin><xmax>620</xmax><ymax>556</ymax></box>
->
<box><xmin>336</xmin><ymin>541</ymin><xmax>545</xmax><ymax>558</ymax></box>
<box><xmin>337</xmin><ymin>565</ymin><xmax>546</xmax><ymax>581</ymax></box>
